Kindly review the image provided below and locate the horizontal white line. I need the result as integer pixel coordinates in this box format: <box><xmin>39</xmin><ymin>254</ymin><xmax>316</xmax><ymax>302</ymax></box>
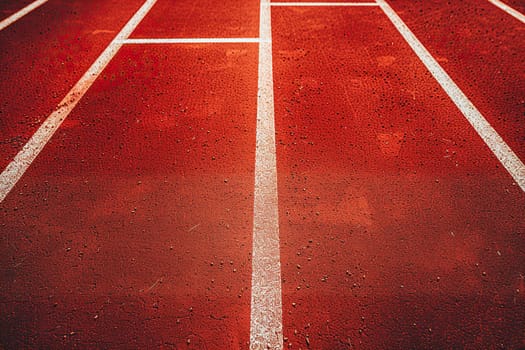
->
<box><xmin>0</xmin><ymin>0</ymin><xmax>48</xmax><ymax>31</ymax></box>
<box><xmin>378</xmin><ymin>0</ymin><xmax>525</xmax><ymax>192</ymax></box>
<box><xmin>270</xmin><ymin>2</ymin><xmax>378</xmax><ymax>6</ymax></box>
<box><xmin>488</xmin><ymin>0</ymin><xmax>525</xmax><ymax>24</ymax></box>
<box><xmin>118</xmin><ymin>38</ymin><xmax>262</xmax><ymax>44</ymax></box>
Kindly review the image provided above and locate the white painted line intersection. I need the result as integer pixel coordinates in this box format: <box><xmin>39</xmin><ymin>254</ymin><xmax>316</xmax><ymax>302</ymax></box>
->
<box><xmin>0</xmin><ymin>0</ymin><xmax>523</xmax><ymax>348</ymax></box>
<box><xmin>250</xmin><ymin>0</ymin><xmax>284</xmax><ymax>348</ymax></box>
<box><xmin>0</xmin><ymin>0</ymin><xmax>159</xmax><ymax>202</ymax></box>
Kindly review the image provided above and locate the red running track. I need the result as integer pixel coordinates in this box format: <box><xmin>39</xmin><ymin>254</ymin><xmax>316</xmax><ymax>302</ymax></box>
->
<box><xmin>389</xmin><ymin>0</ymin><xmax>525</xmax><ymax>160</ymax></box>
<box><xmin>0</xmin><ymin>0</ymin><xmax>524</xmax><ymax>349</ymax></box>
<box><xmin>0</xmin><ymin>0</ymin><xmax>146</xmax><ymax>170</ymax></box>
<box><xmin>273</xmin><ymin>5</ymin><xmax>524</xmax><ymax>349</ymax></box>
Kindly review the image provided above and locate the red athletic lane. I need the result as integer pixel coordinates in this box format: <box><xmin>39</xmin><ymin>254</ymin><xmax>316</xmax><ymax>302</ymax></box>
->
<box><xmin>273</xmin><ymin>7</ymin><xmax>525</xmax><ymax>349</ymax></box>
<box><xmin>0</xmin><ymin>0</ymin><xmax>145</xmax><ymax>171</ymax></box>
<box><xmin>0</xmin><ymin>44</ymin><xmax>258</xmax><ymax>348</ymax></box>
<box><xmin>130</xmin><ymin>0</ymin><xmax>259</xmax><ymax>38</ymax></box>
<box><xmin>388</xmin><ymin>0</ymin><xmax>525</xmax><ymax>161</ymax></box>
<box><xmin>0</xmin><ymin>0</ymin><xmax>35</xmax><ymax>21</ymax></box>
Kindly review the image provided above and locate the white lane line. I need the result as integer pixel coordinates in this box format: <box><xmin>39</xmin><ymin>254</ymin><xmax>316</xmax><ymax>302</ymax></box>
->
<box><xmin>271</xmin><ymin>2</ymin><xmax>378</xmax><ymax>6</ymax></box>
<box><xmin>0</xmin><ymin>0</ymin><xmax>48</xmax><ymax>31</ymax></box>
<box><xmin>377</xmin><ymin>0</ymin><xmax>525</xmax><ymax>192</ymax></box>
<box><xmin>0</xmin><ymin>0</ymin><xmax>158</xmax><ymax>203</ymax></box>
<box><xmin>488</xmin><ymin>0</ymin><xmax>525</xmax><ymax>24</ymax></box>
<box><xmin>250</xmin><ymin>0</ymin><xmax>283</xmax><ymax>348</ymax></box>
<box><xmin>118</xmin><ymin>37</ymin><xmax>261</xmax><ymax>44</ymax></box>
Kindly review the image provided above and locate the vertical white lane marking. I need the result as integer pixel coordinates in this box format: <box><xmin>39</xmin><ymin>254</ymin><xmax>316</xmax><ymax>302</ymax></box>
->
<box><xmin>0</xmin><ymin>0</ymin><xmax>158</xmax><ymax>203</ymax></box>
<box><xmin>250</xmin><ymin>0</ymin><xmax>283</xmax><ymax>349</ymax></box>
<box><xmin>0</xmin><ymin>0</ymin><xmax>48</xmax><ymax>32</ymax></box>
<box><xmin>488</xmin><ymin>0</ymin><xmax>525</xmax><ymax>24</ymax></box>
<box><xmin>377</xmin><ymin>0</ymin><xmax>525</xmax><ymax>192</ymax></box>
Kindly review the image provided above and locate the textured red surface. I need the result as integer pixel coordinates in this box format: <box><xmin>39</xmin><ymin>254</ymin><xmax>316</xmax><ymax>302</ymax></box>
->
<box><xmin>389</xmin><ymin>0</ymin><xmax>525</xmax><ymax>160</ymax></box>
<box><xmin>0</xmin><ymin>45</ymin><xmax>258</xmax><ymax>348</ymax></box>
<box><xmin>130</xmin><ymin>0</ymin><xmax>260</xmax><ymax>38</ymax></box>
<box><xmin>0</xmin><ymin>0</ymin><xmax>145</xmax><ymax>171</ymax></box>
<box><xmin>273</xmin><ymin>6</ymin><xmax>525</xmax><ymax>349</ymax></box>
<box><xmin>1</xmin><ymin>0</ymin><xmax>524</xmax><ymax>349</ymax></box>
